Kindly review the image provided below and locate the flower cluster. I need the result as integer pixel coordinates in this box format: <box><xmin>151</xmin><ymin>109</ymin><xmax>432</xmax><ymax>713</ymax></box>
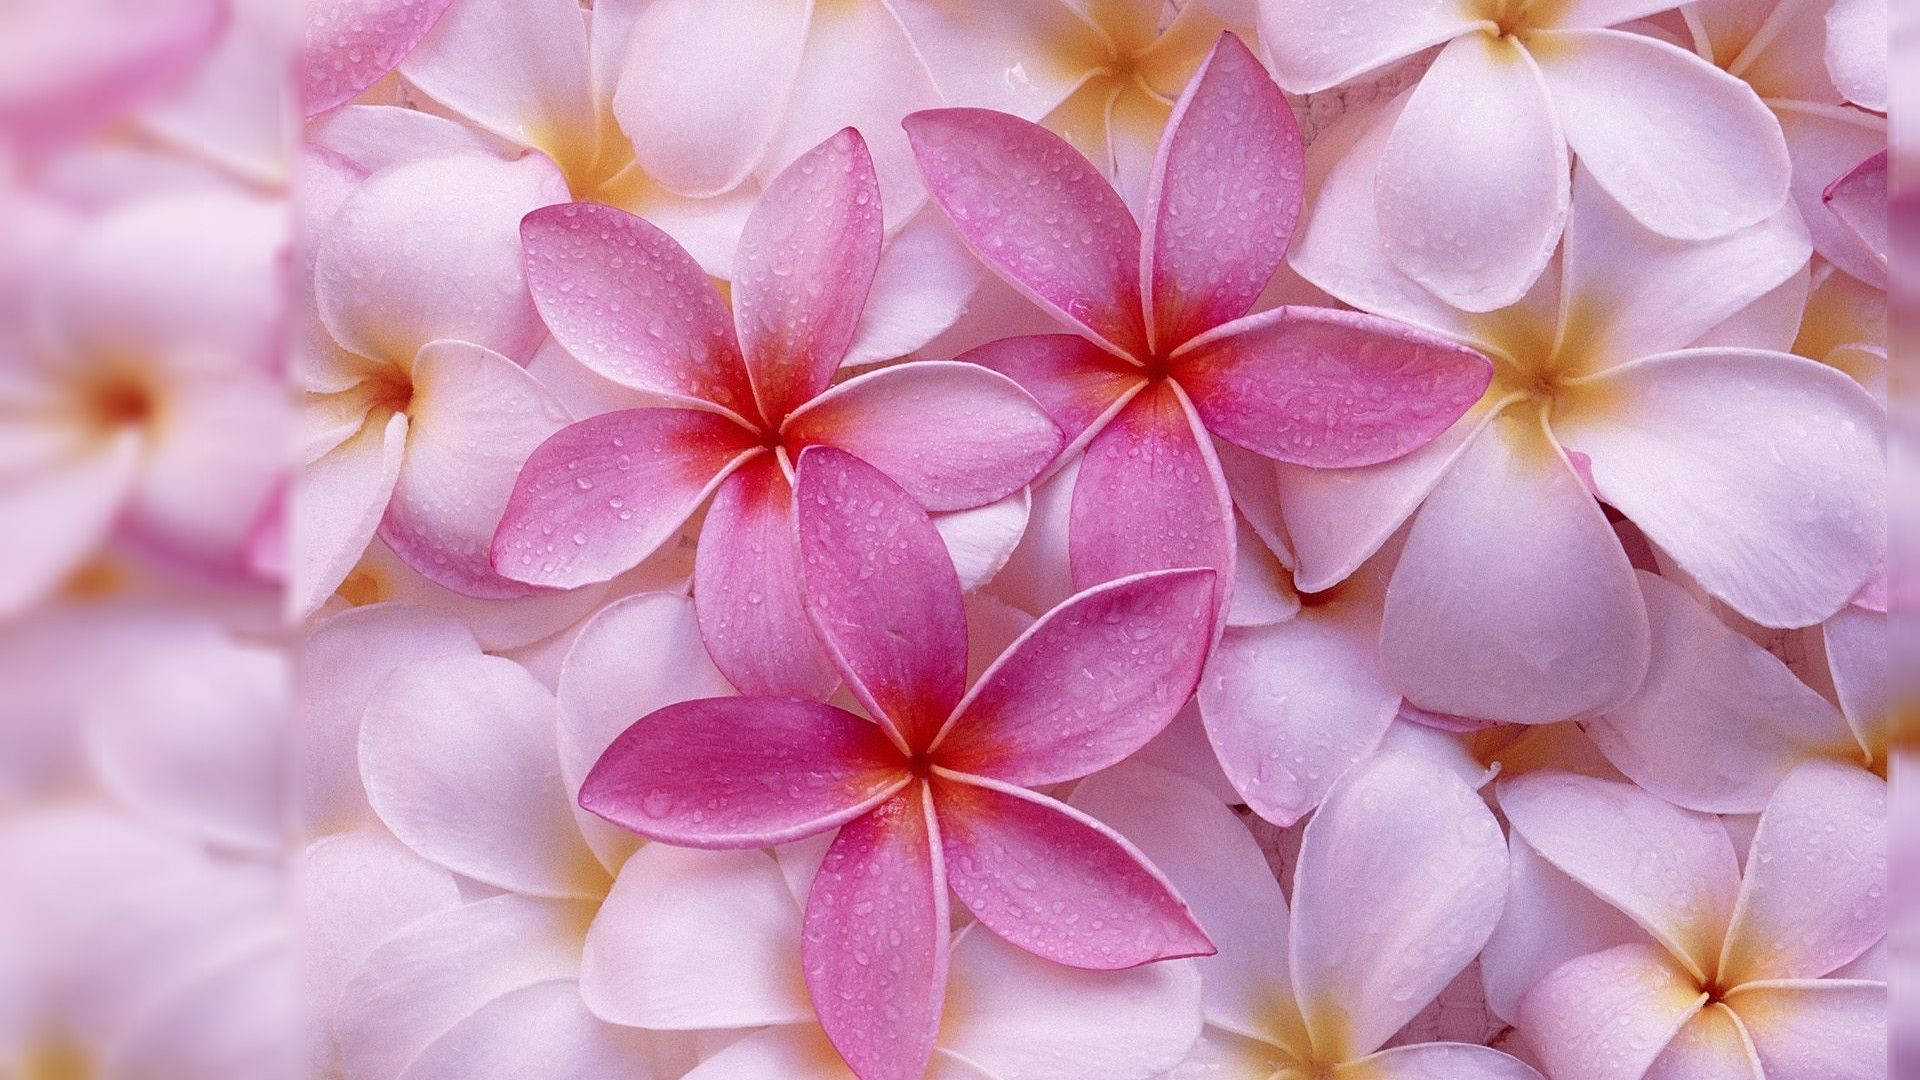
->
<box><xmin>0</xmin><ymin>0</ymin><xmax>1896</xmax><ymax>1078</ymax></box>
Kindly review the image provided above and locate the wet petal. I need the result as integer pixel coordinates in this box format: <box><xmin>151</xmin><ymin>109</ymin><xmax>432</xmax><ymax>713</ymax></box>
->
<box><xmin>960</xmin><ymin>333</ymin><xmax>1145</xmax><ymax>457</ymax></box>
<box><xmin>1515</xmin><ymin>943</ymin><xmax>1704</xmax><ymax>1080</ymax></box>
<box><xmin>1258</xmin><ymin>0</ymin><xmax>1479</xmax><ymax>92</ymax></box>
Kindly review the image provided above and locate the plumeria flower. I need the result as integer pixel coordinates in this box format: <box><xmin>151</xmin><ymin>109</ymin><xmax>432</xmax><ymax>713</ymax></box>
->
<box><xmin>490</xmin><ymin>129</ymin><xmax>1063</xmax><ymax>699</ymax></box>
<box><xmin>1284</xmin><ymin>118</ymin><xmax>1885</xmax><ymax>726</ymax></box>
<box><xmin>905</xmin><ymin>33</ymin><xmax>1491</xmax><ymax>612</ymax></box>
<box><xmin>1260</xmin><ymin>0</ymin><xmax>1792</xmax><ymax>311</ymax></box>
<box><xmin>1495</xmin><ymin>762</ymin><xmax>1886</xmax><ymax>1079</ymax></box>
<box><xmin>890</xmin><ymin>0</ymin><xmax>1248</xmax><ymax>208</ymax></box>
<box><xmin>1682</xmin><ymin>0</ymin><xmax>1889</xmax><ymax>288</ymax></box>
<box><xmin>1074</xmin><ymin>756</ymin><xmax>1539</xmax><ymax>1080</ymax></box>
<box><xmin>579</xmin><ymin>447</ymin><xmax>1218</xmax><ymax>1080</ymax></box>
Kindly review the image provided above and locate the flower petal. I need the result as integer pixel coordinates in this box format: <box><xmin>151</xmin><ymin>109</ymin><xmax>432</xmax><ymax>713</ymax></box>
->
<box><xmin>843</xmin><ymin>208</ymin><xmax>986</xmax><ymax>368</ymax></box>
<box><xmin>1776</xmin><ymin>103</ymin><xmax>1887</xmax><ymax>288</ymax></box>
<box><xmin>1824</xmin><ymin>606</ymin><xmax>1887</xmax><ymax>753</ymax></box>
<box><xmin>885</xmin><ymin>0</ymin><xmax>1103</xmax><ymax>121</ymax></box>
<box><xmin>1257</xmin><ymin>0</ymin><xmax>1479</xmax><ymax>92</ymax></box>
<box><xmin>1824</xmin><ymin>150</ymin><xmax>1888</xmax><ymax>278</ymax></box>
<box><xmin>1726</xmin><ymin>980</ymin><xmax>1887</xmax><ymax>1079</ymax></box>
<box><xmin>314</xmin><ymin>151</ymin><xmax>568</xmax><ymax>364</ymax></box>
<box><xmin>399</xmin><ymin>979</ymin><xmax>654</xmax><ymax>1080</ymax></box>
<box><xmin>1718</xmin><ymin>760</ymin><xmax>1887</xmax><ymax>985</ymax></box>
<box><xmin>695</xmin><ymin>453</ymin><xmax>840</xmax><ymax>699</ymax></box>
<box><xmin>519</xmin><ymin>202</ymin><xmax>757</xmax><ymax>416</ymax></box>
<box><xmin>1552</xmin><ymin>348</ymin><xmax>1885</xmax><ymax>628</ymax></box>
<box><xmin>580</xmin><ymin>845</ymin><xmax>811</xmax><ymax>1029</ymax></box>
<box><xmin>1641</xmin><ymin>1004</ymin><xmax>1763</xmax><ymax>1080</ymax></box>
<box><xmin>579</xmin><ymin>696</ymin><xmax>907</xmax><ymax>849</ymax></box>
<box><xmin>1584</xmin><ymin>572</ymin><xmax>1859</xmax><ymax>814</ymax></box>
<box><xmin>1380</xmin><ymin>408</ymin><xmax>1650</xmax><ymax>726</ymax></box>
<box><xmin>804</xmin><ymin>786</ymin><xmax>949</xmax><ymax>1080</ymax></box>
<box><xmin>959</xmin><ymin>333</ymin><xmax>1145</xmax><ymax>456</ymax></box>
<box><xmin>0</xmin><ymin>433</ymin><xmax>141</xmax><ymax>619</ymax></box>
<box><xmin>1825</xmin><ymin>0</ymin><xmax>1887</xmax><ymax>110</ymax></box>
<box><xmin>931</xmin><ymin>773</ymin><xmax>1212</xmax><ymax>969</ymax></box>
<box><xmin>906</xmin><ymin>107</ymin><xmax>1150</xmax><ymax>359</ymax></box>
<box><xmin>397</xmin><ymin>0</ymin><xmax>593</xmax><ymax>164</ymax></box>
<box><xmin>1288</xmin><ymin>751</ymin><xmax>1509</xmax><ymax>1061</ymax></box>
<box><xmin>305</xmin><ymin>104</ymin><xmax>496</xmax><ymax>174</ymax></box>
<box><xmin>1143</xmin><ymin>32</ymin><xmax>1301</xmax><ymax>348</ymax></box>
<box><xmin>1174</xmin><ymin>305</ymin><xmax>1492</xmax><ymax>467</ymax></box>
<box><xmin>735</xmin><ymin>129</ymin><xmax>885</xmax><ymax>424</ymax></box>
<box><xmin>794</xmin><ymin>445</ymin><xmax>969</xmax><ymax>749</ymax></box>
<box><xmin>1515</xmin><ymin>943</ymin><xmax>1704</xmax><ymax>1080</ymax></box>
<box><xmin>935</xmin><ymin>568</ymin><xmax>1214</xmax><ymax>785</ymax></box>
<box><xmin>935</xmin><ymin>490</ymin><xmax>1032</xmax><ymax>593</ymax></box>
<box><xmin>361</xmin><ymin>654</ymin><xmax>606</xmax><ymax>898</ymax></box>
<box><xmin>1069</xmin><ymin>379</ymin><xmax>1233</xmax><ymax>596</ymax></box>
<box><xmin>611</xmin><ymin>0</ymin><xmax>808</xmax><ymax>198</ymax></box>
<box><xmin>1531</xmin><ymin>28</ymin><xmax>1789</xmax><ymax>239</ymax></box>
<box><xmin>1498</xmin><ymin>771</ymin><xmax>1740</xmax><ymax>980</ymax></box>
<box><xmin>492</xmin><ymin>409</ymin><xmax>761</xmax><ymax>590</ymax></box>
<box><xmin>302</xmin><ymin>0</ymin><xmax>455</xmax><ymax>116</ymax></box>
<box><xmin>1071</xmin><ymin>763</ymin><xmax>1300</xmax><ymax>1050</ymax></box>
<box><xmin>1339</xmin><ymin>1043</ymin><xmax>1546</xmax><ymax>1080</ymax></box>
<box><xmin>784</xmin><ymin>361</ymin><xmax>1063</xmax><ymax>512</ymax></box>
<box><xmin>1375</xmin><ymin>32</ymin><xmax>1567</xmax><ymax>311</ymax></box>
<box><xmin>1480</xmin><ymin>836</ymin><xmax>1645</xmax><ymax>1024</ymax></box>
<box><xmin>294</xmin><ymin>411</ymin><xmax>407</xmax><ymax>617</ymax></box>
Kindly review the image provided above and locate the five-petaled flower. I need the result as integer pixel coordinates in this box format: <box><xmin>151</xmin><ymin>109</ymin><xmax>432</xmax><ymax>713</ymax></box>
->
<box><xmin>580</xmin><ymin>445</ymin><xmax>1219</xmax><ymax>1080</ymax></box>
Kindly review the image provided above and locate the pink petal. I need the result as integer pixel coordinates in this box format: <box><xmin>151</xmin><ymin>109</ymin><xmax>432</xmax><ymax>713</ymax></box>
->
<box><xmin>959</xmin><ymin>334</ymin><xmax>1146</xmax><ymax>455</ymax></box>
<box><xmin>1718</xmin><ymin>760</ymin><xmax>1887</xmax><ymax>985</ymax></box>
<box><xmin>1516</xmin><ymin>943</ymin><xmax>1704</xmax><ymax>1080</ymax></box>
<box><xmin>794</xmin><ymin>445</ymin><xmax>969</xmax><ymax>751</ymax></box>
<box><xmin>1642</xmin><ymin>1005</ymin><xmax>1762</xmax><ymax>1080</ymax></box>
<box><xmin>1552</xmin><ymin>349</ymin><xmax>1885</xmax><ymax>629</ymax></box>
<box><xmin>520</xmin><ymin>202</ymin><xmax>759</xmax><ymax>419</ymax></box>
<box><xmin>1584</xmin><ymin>572</ymin><xmax>1859</xmax><ymax>814</ymax></box>
<box><xmin>579</xmin><ymin>697</ymin><xmax>908</xmax><ymax>849</ymax></box>
<box><xmin>0</xmin><ymin>0</ymin><xmax>222</xmax><ymax>146</ymax></box>
<box><xmin>1142</xmin><ymin>32</ymin><xmax>1301</xmax><ymax>349</ymax></box>
<box><xmin>1777</xmin><ymin>105</ymin><xmax>1887</xmax><ymax>289</ymax></box>
<box><xmin>492</xmin><ymin>409</ymin><xmax>763</xmax><ymax>589</ymax></box>
<box><xmin>804</xmin><ymin>786</ymin><xmax>949</xmax><ymax>1080</ymax></box>
<box><xmin>1289</xmin><ymin>751</ymin><xmax>1510</xmax><ymax>1061</ymax></box>
<box><xmin>1257</xmin><ymin>0</ymin><xmax>1478</xmax><ymax>92</ymax></box>
<box><xmin>306</xmin><ymin>104</ymin><xmax>496</xmax><ymax>174</ymax></box>
<box><xmin>1173</xmin><ymin>306</ymin><xmax>1492</xmax><ymax>467</ymax></box>
<box><xmin>783</xmin><ymin>361</ymin><xmax>1064</xmax><ymax>512</ymax></box>
<box><xmin>1375</xmin><ymin>32</ymin><xmax>1568</xmax><ymax>311</ymax></box>
<box><xmin>302</xmin><ymin>0</ymin><xmax>454</xmax><ymax>116</ymax></box>
<box><xmin>1343</xmin><ymin>1043</ymin><xmax>1546</xmax><ymax>1080</ymax></box>
<box><xmin>1824</xmin><ymin>150</ymin><xmax>1888</xmax><ymax>276</ymax></box>
<box><xmin>1727</xmin><ymin>980</ymin><xmax>1887</xmax><ymax>1079</ymax></box>
<box><xmin>935</xmin><ymin>569</ymin><xmax>1215</xmax><ymax>786</ymax></box>
<box><xmin>1498</xmin><ymin>771</ymin><xmax>1740</xmax><ymax>981</ymax></box>
<box><xmin>930</xmin><ymin>773</ymin><xmax>1212</xmax><ymax>970</ymax></box>
<box><xmin>1380</xmin><ymin>410</ymin><xmax>1650</xmax><ymax>726</ymax></box>
<box><xmin>734</xmin><ymin>128</ymin><xmax>885</xmax><ymax>425</ymax></box>
<box><xmin>1068</xmin><ymin>379</ymin><xmax>1233</xmax><ymax>594</ymax></box>
<box><xmin>0</xmin><ymin>434</ymin><xmax>141</xmax><ymax>618</ymax></box>
<box><xmin>905</xmin><ymin>107</ymin><xmax>1150</xmax><ymax>359</ymax></box>
<box><xmin>694</xmin><ymin>453</ymin><xmax>840</xmax><ymax>699</ymax></box>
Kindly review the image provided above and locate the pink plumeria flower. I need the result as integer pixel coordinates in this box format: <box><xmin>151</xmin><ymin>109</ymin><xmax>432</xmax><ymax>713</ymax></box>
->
<box><xmin>301</xmin><ymin>0</ymin><xmax>454</xmax><ymax>116</ymax></box>
<box><xmin>1286</xmin><ymin>121</ymin><xmax>1885</xmax><ymax>726</ymax></box>
<box><xmin>1493</xmin><ymin>763</ymin><xmax>1886</xmax><ymax>1079</ymax></box>
<box><xmin>580</xmin><ymin>446</ymin><xmax>1218</xmax><ymax>1080</ymax></box>
<box><xmin>491</xmin><ymin>129</ymin><xmax>1063</xmax><ymax>699</ymax></box>
<box><xmin>1075</xmin><ymin>756</ymin><xmax>1538</xmax><ymax>1080</ymax></box>
<box><xmin>905</xmin><ymin>33</ymin><xmax>1492</xmax><ymax>610</ymax></box>
<box><xmin>1262</xmin><ymin>0</ymin><xmax>1794</xmax><ymax>311</ymax></box>
<box><xmin>891</xmin><ymin>0</ymin><xmax>1249</xmax><ymax>208</ymax></box>
<box><xmin>1683</xmin><ymin>0</ymin><xmax>1888</xmax><ymax>288</ymax></box>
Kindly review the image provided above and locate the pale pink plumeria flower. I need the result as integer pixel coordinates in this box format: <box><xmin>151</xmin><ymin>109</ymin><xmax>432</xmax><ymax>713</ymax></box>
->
<box><xmin>579</xmin><ymin>446</ymin><xmax>1218</xmax><ymax>1080</ymax></box>
<box><xmin>1682</xmin><ymin>0</ymin><xmax>1888</xmax><ymax>289</ymax></box>
<box><xmin>1492</xmin><ymin>763</ymin><xmax>1886</xmax><ymax>1079</ymax></box>
<box><xmin>1284</xmin><ymin>115</ymin><xmax>1885</xmax><ymax>726</ymax></box>
<box><xmin>1259</xmin><ymin>0</ymin><xmax>1792</xmax><ymax>311</ymax></box>
<box><xmin>490</xmin><ymin>129</ymin><xmax>1063</xmax><ymax>700</ymax></box>
<box><xmin>890</xmin><ymin>0</ymin><xmax>1250</xmax><ymax>209</ymax></box>
<box><xmin>1074</xmin><ymin>756</ymin><xmax>1539</xmax><ymax>1080</ymax></box>
<box><xmin>905</xmin><ymin>33</ymin><xmax>1492</xmax><ymax>614</ymax></box>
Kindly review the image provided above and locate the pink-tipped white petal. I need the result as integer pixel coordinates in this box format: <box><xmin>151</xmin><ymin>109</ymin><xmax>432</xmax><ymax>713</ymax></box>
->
<box><xmin>1143</xmin><ymin>32</ymin><xmax>1302</xmax><ymax>348</ymax></box>
<box><xmin>1824</xmin><ymin>150</ymin><xmax>1888</xmax><ymax>278</ymax></box>
<box><xmin>1532</xmin><ymin>28</ymin><xmax>1789</xmax><ymax>239</ymax></box>
<box><xmin>302</xmin><ymin>0</ymin><xmax>454</xmax><ymax>116</ymax></box>
<box><xmin>579</xmin><ymin>697</ymin><xmax>908</xmax><ymax>849</ymax></box>
<box><xmin>734</xmin><ymin>129</ymin><xmax>885</xmax><ymax>424</ymax></box>
<box><xmin>784</xmin><ymin>361</ymin><xmax>1063</xmax><ymax>512</ymax></box>
<box><xmin>795</xmin><ymin>445</ymin><xmax>970</xmax><ymax>750</ymax></box>
<box><xmin>1174</xmin><ymin>306</ymin><xmax>1492</xmax><ymax>467</ymax></box>
<box><xmin>931</xmin><ymin>773</ymin><xmax>1212</xmax><ymax>970</ymax></box>
<box><xmin>936</xmin><ymin>568</ymin><xmax>1215</xmax><ymax>785</ymax></box>
<box><xmin>1289</xmin><ymin>751</ymin><xmax>1510</xmax><ymax>1061</ymax></box>
<box><xmin>1374</xmin><ymin>32</ymin><xmax>1567</xmax><ymax>311</ymax></box>
<box><xmin>804</xmin><ymin>786</ymin><xmax>949</xmax><ymax>1080</ymax></box>
<box><xmin>492</xmin><ymin>409</ymin><xmax>761</xmax><ymax>590</ymax></box>
<box><xmin>1257</xmin><ymin>0</ymin><xmax>1479</xmax><ymax>92</ymax></box>
<box><xmin>906</xmin><ymin>107</ymin><xmax>1151</xmax><ymax>359</ymax></box>
<box><xmin>1498</xmin><ymin>771</ymin><xmax>1740</xmax><ymax>980</ymax></box>
<box><xmin>1516</xmin><ymin>943</ymin><xmax>1704</xmax><ymax>1080</ymax></box>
